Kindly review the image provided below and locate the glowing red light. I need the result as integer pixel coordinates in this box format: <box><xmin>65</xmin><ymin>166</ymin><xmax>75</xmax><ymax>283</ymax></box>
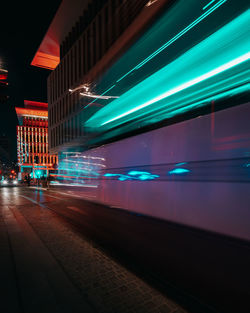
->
<box><xmin>0</xmin><ymin>74</ymin><xmax>7</xmax><ymax>80</ymax></box>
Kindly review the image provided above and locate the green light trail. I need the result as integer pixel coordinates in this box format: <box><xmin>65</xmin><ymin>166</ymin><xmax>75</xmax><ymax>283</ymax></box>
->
<box><xmin>85</xmin><ymin>10</ymin><xmax>250</xmax><ymax>130</ymax></box>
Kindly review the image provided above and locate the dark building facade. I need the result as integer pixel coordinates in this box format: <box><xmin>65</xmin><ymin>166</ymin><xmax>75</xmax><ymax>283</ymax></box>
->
<box><xmin>0</xmin><ymin>134</ymin><xmax>11</xmax><ymax>164</ymax></box>
<box><xmin>32</xmin><ymin>0</ymin><xmax>169</xmax><ymax>153</ymax></box>
<box><xmin>0</xmin><ymin>68</ymin><xmax>8</xmax><ymax>104</ymax></box>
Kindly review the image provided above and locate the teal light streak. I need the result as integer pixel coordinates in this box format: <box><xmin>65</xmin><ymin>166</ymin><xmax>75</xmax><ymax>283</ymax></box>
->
<box><xmin>169</xmin><ymin>168</ymin><xmax>190</xmax><ymax>174</ymax></box>
<box><xmin>104</xmin><ymin>173</ymin><xmax>118</xmax><ymax>177</ymax></box>
<box><xmin>104</xmin><ymin>171</ymin><xmax>159</xmax><ymax>181</ymax></box>
<box><xmin>134</xmin><ymin>0</ymin><xmax>227</xmax><ymax>70</ymax></box>
<box><xmin>85</xmin><ymin>10</ymin><xmax>250</xmax><ymax>129</ymax></box>
<box><xmin>203</xmin><ymin>0</ymin><xmax>216</xmax><ymax>10</ymax></box>
<box><xmin>147</xmin><ymin>83</ymin><xmax>249</xmax><ymax>125</ymax></box>
<box><xmin>118</xmin><ymin>176</ymin><xmax>130</xmax><ymax>181</ymax></box>
<box><xmin>102</xmin><ymin>53</ymin><xmax>250</xmax><ymax>125</ymax></box>
<box><xmin>128</xmin><ymin>170</ymin><xmax>159</xmax><ymax>180</ymax></box>
<box><xmin>84</xmin><ymin>0</ymin><xmax>226</xmax><ymax>106</ymax></box>
<box><xmin>103</xmin><ymin>173</ymin><xmax>132</xmax><ymax>180</ymax></box>
<box><xmin>128</xmin><ymin>171</ymin><xmax>151</xmax><ymax>175</ymax></box>
<box><xmin>99</xmin><ymin>0</ymin><xmax>226</xmax><ymax>88</ymax></box>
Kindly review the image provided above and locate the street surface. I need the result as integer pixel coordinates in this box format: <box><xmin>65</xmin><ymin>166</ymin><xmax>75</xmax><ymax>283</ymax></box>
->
<box><xmin>1</xmin><ymin>186</ymin><xmax>249</xmax><ymax>313</ymax></box>
<box><xmin>0</xmin><ymin>186</ymin><xmax>187</xmax><ymax>313</ymax></box>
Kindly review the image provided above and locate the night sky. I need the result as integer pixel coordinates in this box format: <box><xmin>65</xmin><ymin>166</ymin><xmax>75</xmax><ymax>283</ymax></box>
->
<box><xmin>0</xmin><ymin>0</ymin><xmax>61</xmax><ymax>160</ymax></box>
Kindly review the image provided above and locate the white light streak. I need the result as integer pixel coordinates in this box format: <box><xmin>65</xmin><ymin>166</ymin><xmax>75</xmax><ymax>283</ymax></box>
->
<box><xmin>69</xmin><ymin>83</ymin><xmax>119</xmax><ymax>100</ymax></box>
<box><xmin>69</xmin><ymin>84</ymin><xmax>90</xmax><ymax>93</ymax></box>
<box><xmin>146</xmin><ymin>0</ymin><xmax>159</xmax><ymax>7</ymax></box>
<box><xmin>50</xmin><ymin>182</ymin><xmax>98</xmax><ymax>188</ymax></box>
<box><xmin>22</xmin><ymin>115</ymin><xmax>48</xmax><ymax>119</ymax></box>
<box><xmin>71</xmin><ymin>155</ymin><xmax>105</xmax><ymax>161</ymax></box>
<box><xmin>80</xmin><ymin>92</ymin><xmax>119</xmax><ymax>100</ymax></box>
<box><xmin>64</xmin><ymin>159</ymin><xmax>106</xmax><ymax>167</ymax></box>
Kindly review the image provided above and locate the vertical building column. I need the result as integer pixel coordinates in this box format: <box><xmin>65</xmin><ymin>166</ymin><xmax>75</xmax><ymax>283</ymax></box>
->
<box><xmin>31</xmin><ymin>128</ymin><xmax>33</xmax><ymax>163</ymax></box>
<box><xmin>24</xmin><ymin>128</ymin><xmax>26</xmax><ymax>164</ymax></box>
<box><xmin>17</xmin><ymin>127</ymin><xmax>20</xmax><ymax>170</ymax></box>
<box><xmin>74</xmin><ymin>44</ymin><xmax>78</xmax><ymax>84</ymax></box>
<box><xmin>78</xmin><ymin>37</ymin><xmax>82</xmax><ymax>80</ymax></box>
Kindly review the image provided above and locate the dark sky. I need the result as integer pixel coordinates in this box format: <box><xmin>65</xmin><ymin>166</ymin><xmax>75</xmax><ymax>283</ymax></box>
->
<box><xmin>0</xmin><ymin>0</ymin><xmax>61</xmax><ymax>160</ymax></box>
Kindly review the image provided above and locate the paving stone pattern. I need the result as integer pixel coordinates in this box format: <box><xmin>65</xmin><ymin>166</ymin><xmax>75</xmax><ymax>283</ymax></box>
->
<box><xmin>17</xmin><ymin>203</ymin><xmax>187</xmax><ymax>313</ymax></box>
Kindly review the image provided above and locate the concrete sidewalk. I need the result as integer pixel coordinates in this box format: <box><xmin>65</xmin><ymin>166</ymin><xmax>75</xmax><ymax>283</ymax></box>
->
<box><xmin>0</xmin><ymin>205</ymin><xmax>95</xmax><ymax>313</ymax></box>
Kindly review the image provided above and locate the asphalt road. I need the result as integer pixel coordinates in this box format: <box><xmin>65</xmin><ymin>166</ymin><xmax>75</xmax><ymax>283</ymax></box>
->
<box><xmin>1</xmin><ymin>186</ymin><xmax>250</xmax><ymax>313</ymax></box>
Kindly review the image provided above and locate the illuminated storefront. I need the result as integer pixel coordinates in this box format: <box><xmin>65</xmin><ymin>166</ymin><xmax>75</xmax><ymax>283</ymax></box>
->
<box><xmin>15</xmin><ymin>100</ymin><xmax>58</xmax><ymax>179</ymax></box>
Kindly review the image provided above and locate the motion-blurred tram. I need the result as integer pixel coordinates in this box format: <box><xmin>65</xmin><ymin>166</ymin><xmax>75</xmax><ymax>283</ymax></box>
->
<box><xmin>59</xmin><ymin>101</ymin><xmax>250</xmax><ymax>242</ymax></box>
<box><xmin>56</xmin><ymin>0</ymin><xmax>250</xmax><ymax>242</ymax></box>
<box><xmin>51</xmin><ymin>1</ymin><xmax>250</xmax><ymax>311</ymax></box>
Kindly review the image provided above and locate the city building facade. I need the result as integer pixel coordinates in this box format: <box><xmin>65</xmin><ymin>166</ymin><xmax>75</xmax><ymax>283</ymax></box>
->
<box><xmin>32</xmin><ymin>0</ymin><xmax>169</xmax><ymax>154</ymax></box>
<box><xmin>15</xmin><ymin>100</ymin><xmax>58</xmax><ymax>179</ymax></box>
